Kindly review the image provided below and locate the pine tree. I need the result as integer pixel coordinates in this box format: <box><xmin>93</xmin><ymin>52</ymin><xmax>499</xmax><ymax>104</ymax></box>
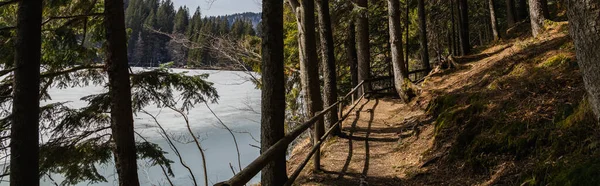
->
<box><xmin>11</xmin><ymin>0</ymin><xmax>43</xmax><ymax>185</ymax></box>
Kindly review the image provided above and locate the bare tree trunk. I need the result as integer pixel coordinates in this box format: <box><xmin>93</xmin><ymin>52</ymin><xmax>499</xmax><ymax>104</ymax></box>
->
<box><xmin>10</xmin><ymin>1</ymin><xmax>42</xmax><ymax>186</ymax></box>
<box><xmin>528</xmin><ymin>0</ymin><xmax>545</xmax><ymax>37</ymax></box>
<box><xmin>356</xmin><ymin>0</ymin><xmax>371</xmax><ymax>95</ymax></box>
<box><xmin>517</xmin><ymin>0</ymin><xmax>528</xmax><ymax>20</ymax></box>
<box><xmin>405</xmin><ymin>0</ymin><xmax>410</xmax><ymax>69</ymax></box>
<box><xmin>260</xmin><ymin>0</ymin><xmax>287</xmax><ymax>184</ymax></box>
<box><xmin>417</xmin><ymin>0</ymin><xmax>430</xmax><ymax>73</ymax></box>
<box><xmin>567</xmin><ymin>0</ymin><xmax>600</xmax><ymax>122</ymax></box>
<box><xmin>288</xmin><ymin>0</ymin><xmax>325</xmax><ymax>171</ymax></box>
<box><xmin>105</xmin><ymin>0</ymin><xmax>140</xmax><ymax>185</ymax></box>
<box><xmin>347</xmin><ymin>21</ymin><xmax>359</xmax><ymax>92</ymax></box>
<box><xmin>388</xmin><ymin>0</ymin><xmax>413</xmax><ymax>102</ymax></box>
<box><xmin>506</xmin><ymin>0</ymin><xmax>517</xmax><ymax>27</ymax></box>
<box><xmin>317</xmin><ymin>0</ymin><xmax>340</xmax><ymax>136</ymax></box>
<box><xmin>489</xmin><ymin>0</ymin><xmax>500</xmax><ymax>41</ymax></box>
<box><xmin>458</xmin><ymin>0</ymin><xmax>471</xmax><ymax>55</ymax></box>
<box><xmin>451</xmin><ymin>0</ymin><xmax>458</xmax><ymax>56</ymax></box>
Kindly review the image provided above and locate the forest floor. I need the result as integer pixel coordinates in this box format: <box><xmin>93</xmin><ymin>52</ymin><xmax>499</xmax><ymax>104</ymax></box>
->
<box><xmin>288</xmin><ymin>21</ymin><xmax>600</xmax><ymax>185</ymax></box>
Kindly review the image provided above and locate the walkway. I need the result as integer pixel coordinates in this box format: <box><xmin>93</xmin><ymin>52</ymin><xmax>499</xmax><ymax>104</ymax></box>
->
<box><xmin>288</xmin><ymin>97</ymin><xmax>435</xmax><ymax>185</ymax></box>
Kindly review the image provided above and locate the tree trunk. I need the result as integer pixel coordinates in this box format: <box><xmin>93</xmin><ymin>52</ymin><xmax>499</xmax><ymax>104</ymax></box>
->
<box><xmin>356</xmin><ymin>0</ymin><xmax>371</xmax><ymax>95</ymax></box>
<box><xmin>405</xmin><ymin>0</ymin><xmax>410</xmax><ymax>69</ymax></box>
<box><xmin>417</xmin><ymin>0</ymin><xmax>430</xmax><ymax>73</ymax></box>
<box><xmin>347</xmin><ymin>21</ymin><xmax>359</xmax><ymax>93</ymax></box>
<box><xmin>451</xmin><ymin>0</ymin><xmax>458</xmax><ymax>56</ymax></box>
<box><xmin>388</xmin><ymin>0</ymin><xmax>413</xmax><ymax>101</ymax></box>
<box><xmin>316</xmin><ymin>0</ymin><xmax>340</xmax><ymax>136</ymax></box>
<box><xmin>289</xmin><ymin>0</ymin><xmax>325</xmax><ymax>171</ymax></box>
<box><xmin>105</xmin><ymin>0</ymin><xmax>141</xmax><ymax>185</ymax></box>
<box><xmin>489</xmin><ymin>0</ymin><xmax>500</xmax><ymax>41</ymax></box>
<box><xmin>10</xmin><ymin>1</ymin><xmax>42</xmax><ymax>186</ymax></box>
<box><xmin>567</xmin><ymin>0</ymin><xmax>600</xmax><ymax>121</ymax></box>
<box><xmin>260</xmin><ymin>0</ymin><xmax>287</xmax><ymax>184</ymax></box>
<box><xmin>506</xmin><ymin>0</ymin><xmax>517</xmax><ymax>27</ymax></box>
<box><xmin>458</xmin><ymin>0</ymin><xmax>471</xmax><ymax>55</ymax></box>
<box><xmin>517</xmin><ymin>0</ymin><xmax>528</xmax><ymax>20</ymax></box>
<box><xmin>528</xmin><ymin>0</ymin><xmax>545</xmax><ymax>37</ymax></box>
<box><xmin>540</xmin><ymin>0</ymin><xmax>549</xmax><ymax>19</ymax></box>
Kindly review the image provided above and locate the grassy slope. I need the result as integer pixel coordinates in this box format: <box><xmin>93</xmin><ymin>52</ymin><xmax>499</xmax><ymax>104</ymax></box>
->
<box><xmin>406</xmin><ymin>21</ymin><xmax>600</xmax><ymax>185</ymax></box>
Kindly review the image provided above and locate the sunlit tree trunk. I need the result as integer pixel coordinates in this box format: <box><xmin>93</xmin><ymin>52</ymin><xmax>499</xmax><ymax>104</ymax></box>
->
<box><xmin>528</xmin><ymin>0</ymin><xmax>545</xmax><ymax>37</ymax></box>
<box><xmin>356</xmin><ymin>0</ymin><xmax>371</xmax><ymax>95</ymax></box>
<box><xmin>567</xmin><ymin>0</ymin><xmax>600</xmax><ymax>121</ymax></box>
<box><xmin>388</xmin><ymin>0</ymin><xmax>414</xmax><ymax>101</ymax></box>
<box><xmin>317</xmin><ymin>0</ymin><xmax>340</xmax><ymax>135</ymax></box>
<box><xmin>11</xmin><ymin>1</ymin><xmax>42</xmax><ymax>185</ymax></box>
<box><xmin>105</xmin><ymin>0</ymin><xmax>141</xmax><ymax>185</ymax></box>
<box><xmin>288</xmin><ymin>0</ymin><xmax>325</xmax><ymax>171</ymax></box>
<box><xmin>260</xmin><ymin>0</ymin><xmax>287</xmax><ymax>184</ymax></box>
<box><xmin>489</xmin><ymin>0</ymin><xmax>500</xmax><ymax>41</ymax></box>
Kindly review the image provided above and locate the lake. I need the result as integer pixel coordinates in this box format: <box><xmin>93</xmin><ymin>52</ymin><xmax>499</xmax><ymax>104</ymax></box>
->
<box><xmin>38</xmin><ymin>69</ymin><xmax>262</xmax><ymax>185</ymax></box>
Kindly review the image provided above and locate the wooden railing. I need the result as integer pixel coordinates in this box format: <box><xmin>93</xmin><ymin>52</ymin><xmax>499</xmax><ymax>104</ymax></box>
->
<box><xmin>214</xmin><ymin>76</ymin><xmax>407</xmax><ymax>186</ymax></box>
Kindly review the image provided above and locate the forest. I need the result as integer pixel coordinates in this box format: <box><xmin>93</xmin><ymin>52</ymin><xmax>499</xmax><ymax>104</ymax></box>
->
<box><xmin>2</xmin><ymin>0</ymin><xmax>600</xmax><ymax>185</ymax></box>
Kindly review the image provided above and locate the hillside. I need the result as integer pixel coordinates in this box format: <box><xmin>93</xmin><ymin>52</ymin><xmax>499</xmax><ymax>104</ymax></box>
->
<box><xmin>288</xmin><ymin>21</ymin><xmax>600</xmax><ymax>185</ymax></box>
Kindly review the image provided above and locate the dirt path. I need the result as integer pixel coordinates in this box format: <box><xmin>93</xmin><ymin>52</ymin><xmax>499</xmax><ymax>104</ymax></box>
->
<box><xmin>288</xmin><ymin>98</ymin><xmax>434</xmax><ymax>186</ymax></box>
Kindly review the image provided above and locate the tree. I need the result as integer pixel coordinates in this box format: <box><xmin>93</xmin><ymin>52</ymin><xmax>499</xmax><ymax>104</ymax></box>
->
<box><xmin>10</xmin><ymin>0</ymin><xmax>43</xmax><ymax>185</ymax></box>
<box><xmin>173</xmin><ymin>6</ymin><xmax>189</xmax><ymax>34</ymax></box>
<box><xmin>489</xmin><ymin>0</ymin><xmax>500</xmax><ymax>41</ymax></box>
<box><xmin>356</xmin><ymin>0</ymin><xmax>371</xmax><ymax>95</ymax></box>
<box><xmin>388</xmin><ymin>0</ymin><xmax>413</xmax><ymax>101</ymax></box>
<box><xmin>417</xmin><ymin>0</ymin><xmax>430</xmax><ymax>72</ymax></box>
<box><xmin>105</xmin><ymin>0</ymin><xmax>141</xmax><ymax>184</ymax></box>
<box><xmin>347</xmin><ymin>21</ymin><xmax>359</xmax><ymax>93</ymax></box>
<box><xmin>287</xmin><ymin>0</ymin><xmax>325</xmax><ymax>170</ymax></box>
<box><xmin>260</xmin><ymin>0</ymin><xmax>287</xmax><ymax>184</ymax></box>
<box><xmin>517</xmin><ymin>0</ymin><xmax>528</xmax><ymax>20</ymax></box>
<box><xmin>506</xmin><ymin>0</ymin><xmax>517</xmax><ymax>27</ymax></box>
<box><xmin>450</xmin><ymin>0</ymin><xmax>458</xmax><ymax>56</ymax></box>
<box><xmin>316</xmin><ymin>0</ymin><xmax>340</xmax><ymax>135</ymax></box>
<box><xmin>567</xmin><ymin>0</ymin><xmax>600</xmax><ymax>121</ymax></box>
<box><xmin>528</xmin><ymin>0</ymin><xmax>545</xmax><ymax>37</ymax></box>
<box><xmin>458</xmin><ymin>0</ymin><xmax>470</xmax><ymax>55</ymax></box>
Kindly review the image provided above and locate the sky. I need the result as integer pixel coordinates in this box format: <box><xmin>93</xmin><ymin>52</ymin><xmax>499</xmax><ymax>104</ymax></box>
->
<box><xmin>172</xmin><ymin>0</ymin><xmax>262</xmax><ymax>17</ymax></box>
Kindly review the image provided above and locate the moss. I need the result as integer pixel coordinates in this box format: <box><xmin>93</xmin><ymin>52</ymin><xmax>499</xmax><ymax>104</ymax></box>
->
<box><xmin>509</xmin><ymin>63</ymin><xmax>532</xmax><ymax>77</ymax></box>
<box><xmin>539</xmin><ymin>53</ymin><xmax>571</xmax><ymax>68</ymax></box>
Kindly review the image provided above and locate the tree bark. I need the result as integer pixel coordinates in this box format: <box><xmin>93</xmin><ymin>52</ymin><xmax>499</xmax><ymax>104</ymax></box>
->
<box><xmin>105</xmin><ymin>0</ymin><xmax>141</xmax><ymax>185</ymax></box>
<box><xmin>417</xmin><ymin>0</ymin><xmax>430</xmax><ymax>73</ymax></box>
<box><xmin>11</xmin><ymin>1</ymin><xmax>42</xmax><ymax>186</ymax></box>
<box><xmin>347</xmin><ymin>21</ymin><xmax>359</xmax><ymax>94</ymax></box>
<box><xmin>316</xmin><ymin>0</ymin><xmax>340</xmax><ymax>136</ymax></box>
<box><xmin>288</xmin><ymin>0</ymin><xmax>325</xmax><ymax>171</ymax></box>
<box><xmin>451</xmin><ymin>0</ymin><xmax>458</xmax><ymax>56</ymax></box>
<box><xmin>356</xmin><ymin>0</ymin><xmax>371</xmax><ymax>95</ymax></box>
<box><xmin>506</xmin><ymin>0</ymin><xmax>517</xmax><ymax>27</ymax></box>
<box><xmin>528</xmin><ymin>0</ymin><xmax>545</xmax><ymax>37</ymax></box>
<box><xmin>489</xmin><ymin>0</ymin><xmax>500</xmax><ymax>41</ymax></box>
<box><xmin>405</xmin><ymin>0</ymin><xmax>410</xmax><ymax>70</ymax></box>
<box><xmin>567</xmin><ymin>0</ymin><xmax>600</xmax><ymax>121</ymax></box>
<box><xmin>517</xmin><ymin>0</ymin><xmax>528</xmax><ymax>20</ymax></box>
<box><xmin>260</xmin><ymin>0</ymin><xmax>287</xmax><ymax>184</ymax></box>
<box><xmin>388</xmin><ymin>0</ymin><xmax>413</xmax><ymax>101</ymax></box>
<box><xmin>540</xmin><ymin>0</ymin><xmax>549</xmax><ymax>19</ymax></box>
<box><xmin>458</xmin><ymin>0</ymin><xmax>470</xmax><ymax>55</ymax></box>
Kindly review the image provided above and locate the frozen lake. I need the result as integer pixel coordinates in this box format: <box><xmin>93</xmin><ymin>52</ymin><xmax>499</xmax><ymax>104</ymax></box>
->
<box><xmin>38</xmin><ymin>68</ymin><xmax>262</xmax><ymax>185</ymax></box>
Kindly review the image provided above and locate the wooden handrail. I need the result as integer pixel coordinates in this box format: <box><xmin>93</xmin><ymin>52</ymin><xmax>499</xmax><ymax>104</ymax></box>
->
<box><xmin>284</xmin><ymin>94</ymin><xmax>366</xmax><ymax>185</ymax></box>
<box><xmin>215</xmin><ymin>80</ymin><xmax>367</xmax><ymax>186</ymax></box>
